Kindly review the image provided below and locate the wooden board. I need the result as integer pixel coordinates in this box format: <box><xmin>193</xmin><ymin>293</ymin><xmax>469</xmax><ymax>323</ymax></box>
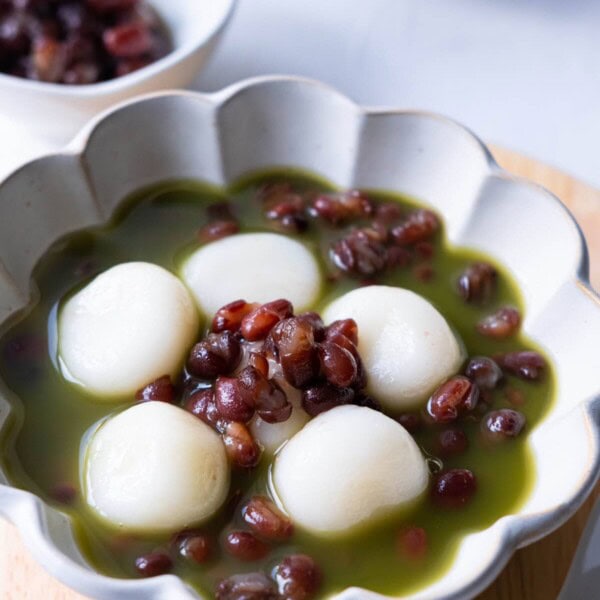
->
<box><xmin>0</xmin><ymin>147</ymin><xmax>599</xmax><ymax>600</ymax></box>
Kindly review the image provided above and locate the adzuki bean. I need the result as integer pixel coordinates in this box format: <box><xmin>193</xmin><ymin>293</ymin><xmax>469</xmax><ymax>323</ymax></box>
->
<box><xmin>274</xmin><ymin>554</ymin><xmax>322</xmax><ymax>600</ymax></box>
<box><xmin>134</xmin><ymin>552</ymin><xmax>172</xmax><ymax>577</ymax></box>
<box><xmin>476</xmin><ymin>307</ymin><xmax>521</xmax><ymax>339</ymax></box>
<box><xmin>185</xmin><ymin>389</ymin><xmax>226</xmax><ymax>432</ymax></box>
<box><xmin>431</xmin><ymin>469</ymin><xmax>477</xmax><ymax>509</ymax></box>
<box><xmin>482</xmin><ymin>409</ymin><xmax>526</xmax><ymax>442</ymax></box>
<box><xmin>318</xmin><ymin>341</ymin><xmax>358</xmax><ymax>388</ymax></box>
<box><xmin>436</xmin><ymin>428</ymin><xmax>469</xmax><ymax>457</ymax></box>
<box><xmin>464</xmin><ymin>356</ymin><xmax>503</xmax><ymax>390</ymax></box>
<box><xmin>215</xmin><ymin>376</ymin><xmax>254</xmax><ymax>423</ymax></box>
<box><xmin>457</xmin><ymin>262</ymin><xmax>497</xmax><ymax>304</ymax></box>
<box><xmin>495</xmin><ymin>351</ymin><xmax>546</xmax><ymax>381</ymax></box>
<box><xmin>216</xmin><ymin>572</ymin><xmax>278</xmax><ymax>600</ymax></box>
<box><xmin>135</xmin><ymin>375</ymin><xmax>175</xmax><ymax>403</ymax></box>
<box><xmin>224</xmin><ymin>530</ymin><xmax>270</xmax><ymax>561</ymax></box>
<box><xmin>396</xmin><ymin>526</ymin><xmax>428</xmax><ymax>561</ymax></box>
<box><xmin>427</xmin><ymin>376</ymin><xmax>479</xmax><ymax>423</ymax></box>
<box><xmin>187</xmin><ymin>332</ymin><xmax>241</xmax><ymax>379</ymax></box>
<box><xmin>212</xmin><ymin>300</ymin><xmax>256</xmax><ymax>333</ymax></box>
<box><xmin>302</xmin><ymin>383</ymin><xmax>354</xmax><ymax>416</ymax></box>
<box><xmin>223</xmin><ymin>422</ymin><xmax>261</xmax><ymax>469</ymax></box>
<box><xmin>173</xmin><ymin>530</ymin><xmax>212</xmax><ymax>564</ymax></box>
<box><xmin>243</xmin><ymin>496</ymin><xmax>294</xmax><ymax>541</ymax></box>
<box><xmin>390</xmin><ymin>209</ymin><xmax>439</xmax><ymax>246</ymax></box>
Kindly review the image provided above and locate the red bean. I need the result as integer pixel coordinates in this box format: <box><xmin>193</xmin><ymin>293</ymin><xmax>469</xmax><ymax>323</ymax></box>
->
<box><xmin>103</xmin><ymin>22</ymin><xmax>152</xmax><ymax>57</ymax></box>
<box><xmin>187</xmin><ymin>332</ymin><xmax>241</xmax><ymax>379</ymax></box>
<box><xmin>173</xmin><ymin>530</ymin><xmax>212</xmax><ymax>564</ymax></box>
<box><xmin>134</xmin><ymin>552</ymin><xmax>172</xmax><ymax>577</ymax></box>
<box><xmin>464</xmin><ymin>356</ymin><xmax>503</xmax><ymax>390</ymax></box>
<box><xmin>135</xmin><ymin>375</ymin><xmax>175</xmax><ymax>403</ymax></box>
<box><xmin>397</xmin><ymin>526</ymin><xmax>428</xmax><ymax>561</ymax></box>
<box><xmin>436</xmin><ymin>428</ymin><xmax>469</xmax><ymax>457</ymax></box>
<box><xmin>330</xmin><ymin>228</ymin><xmax>387</xmax><ymax>277</ymax></box>
<box><xmin>216</xmin><ymin>572</ymin><xmax>278</xmax><ymax>600</ymax></box>
<box><xmin>495</xmin><ymin>351</ymin><xmax>546</xmax><ymax>381</ymax></box>
<box><xmin>431</xmin><ymin>469</ymin><xmax>477</xmax><ymax>509</ymax></box>
<box><xmin>477</xmin><ymin>307</ymin><xmax>521</xmax><ymax>339</ymax></box>
<box><xmin>395</xmin><ymin>412</ymin><xmax>422</xmax><ymax>433</ymax></box>
<box><xmin>457</xmin><ymin>262</ymin><xmax>497</xmax><ymax>304</ymax></box>
<box><xmin>297</xmin><ymin>312</ymin><xmax>326</xmax><ymax>342</ymax></box>
<box><xmin>241</xmin><ymin>300</ymin><xmax>293</xmax><ymax>341</ymax></box>
<box><xmin>318</xmin><ymin>341</ymin><xmax>357</xmax><ymax>387</ymax></box>
<box><xmin>185</xmin><ymin>388</ymin><xmax>226</xmax><ymax>432</ymax></box>
<box><xmin>271</xmin><ymin>317</ymin><xmax>320</xmax><ymax>388</ymax></box>
<box><xmin>325</xmin><ymin>318</ymin><xmax>358</xmax><ymax>345</ymax></box>
<box><xmin>482</xmin><ymin>409</ymin><xmax>526</xmax><ymax>442</ymax></box>
<box><xmin>238</xmin><ymin>366</ymin><xmax>291</xmax><ymax>424</ymax></box>
<box><xmin>198</xmin><ymin>220</ymin><xmax>239</xmax><ymax>242</ymax></box>
<box><xmin>63</xmin><ymin>61</ymin><xmax>100</xmax><ymax>85</ymax></box>
<box><xmin>302</xmin><ymin>383</ymin><xmax>354</xmax><ymax>416</ymax></box>
<box><xmin>49</xmin><ymin>483</ymin><xmax>77</xmax><ymax>505</ymax></box>
<box><xmin>243</xmin><ymin>496</ymin><xmax>294</xmax><ymax>541</ymax></box>
<box><xmin>427</xmin><ymin>376</ymin><xmax>479</xmax><ymax>423</ymax></box>
<box><xmin>212</xmin><ymin>300</ymin><xmax>257</xmax><ymax>333</ymax></box>
<box><xmin>248</xmin><ymin>351</ymin><xmax>269</xmax><ymax>377</ymax></box>
<box><xmin>215</xmin><ymin>376</ymin><xmax>255</xmax><ymax>423</ymax></box>
<box><xmin>0</xmin><ymin>15</ymin><xmax>30</xmax><ymax>55</ymax></box>
<box><xmin>310</xmin><ymin>190</ymin><xmax>373</xmax><ymax>224</ymax></box>
<box><xmin>274</xmin><ymin>554</ymin><xmax>322</xmax><ymax>600</ymax></box>
<box><xmin>374</xmin><ymin>201</ymin><xmax>403</xmax><ymax>223</ymax></box>
<box><xmin>391</xmin><ymin>209</ymin><xmax>439</xmax><ymax>245</ymax></box>
<box><xmin>223</xmin><ymin>422</ymin><xmax>261</xmax><ymax>468</ymax></box>
<box><xmin>224</xmin><ymin>531</ymin><xmax>270</xmax><ymax>561</ymax></box>
<box><xmin>31</xmin><ymin>37</ymin><xmax>66</xmax><ymax>83</ymax></box>
<box><xmin>386</xmin><ymin>246</ymin><xmax>412</xmax><ymax>269</ymax></box>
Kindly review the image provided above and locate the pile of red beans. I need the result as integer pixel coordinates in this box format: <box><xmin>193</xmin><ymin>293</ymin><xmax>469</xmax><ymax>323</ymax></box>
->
<box><xmin>0</xmin><ymin>0</ymin><xmax>171</xmax><ymax>84</ymax></box>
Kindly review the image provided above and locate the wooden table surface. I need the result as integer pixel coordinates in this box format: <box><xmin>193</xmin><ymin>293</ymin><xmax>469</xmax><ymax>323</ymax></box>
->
<box><xmin>1</xmin><ymin>147</ymin><xmax>599</xmax><ymax>600</ymax></box>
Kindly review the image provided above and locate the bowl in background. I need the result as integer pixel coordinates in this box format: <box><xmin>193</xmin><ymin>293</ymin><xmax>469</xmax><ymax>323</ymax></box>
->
<box><xmin>0</xmin><ymin>76</ymin><xmax>599</xmax><ymax>599</ymax></box>
<box><xmin>0</xmin><ymin>0</ymin><xmax>236</xmax><ymax>144</ymax></box>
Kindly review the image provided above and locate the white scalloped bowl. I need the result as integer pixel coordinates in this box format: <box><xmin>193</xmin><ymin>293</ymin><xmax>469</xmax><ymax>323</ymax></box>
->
<box><xmin>0</xmin><ymin>77</ymin><xmax>599</xmax><ymax>600</ymax></box>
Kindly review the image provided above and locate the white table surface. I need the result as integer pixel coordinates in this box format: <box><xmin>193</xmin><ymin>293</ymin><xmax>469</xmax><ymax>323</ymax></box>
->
<box><xmin>2</xmin><ymin>0</ymin><xmax>599</xmax><ymax>188</ymax></box>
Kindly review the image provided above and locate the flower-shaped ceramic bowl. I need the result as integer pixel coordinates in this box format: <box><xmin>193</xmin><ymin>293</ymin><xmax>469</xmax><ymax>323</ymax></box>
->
<box><xmin>0</xmin><ymin>77</ymin><xmax>599</xmax><ymax>600</ymax></box>
<box><xmin>0</xmin><ymin>0</ymin><xmax>236</xmax><ymax>144</ymax></box>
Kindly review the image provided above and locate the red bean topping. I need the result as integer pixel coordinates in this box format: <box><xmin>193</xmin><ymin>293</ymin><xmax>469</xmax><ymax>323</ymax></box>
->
<box><xmin>0</xmin><ymin>15</ymin><xmax>30</xmax><ymax>55</ymax></box>
<box><xmin>224</xmin><ymin>530</ymin><xmax>270</xmax><ymax>561</ymax></box>
<box><xmin>271</xmin><ymin>317</ymin><xmax>320</xmax><ymax>388</ymax></box>
<box><xmin>173</xmin><ymin>530</ymin><xmax>212</xmax><ymax>564</ymax></box>
<box><xmin>134</xmin><ymin>552</ymin><xmax>172</xmax><ymax>577</ymax></box>
<box><xmin>415</xmin><ymin>241</ymin><xmax>434</xmax><ymax>260</ymax></box>
<box><xmin>431</xmin><ymin>469</ymin><xmax>477</xmax><ymax>509</ymax></box>
<box><xmin>413</xmin><ymin>263</ymin><xmax>435</xmax><ymax>283</ymax></box>
<box><xmin>495</xmin><ymin>350</ymin><xmax>546</xmax><ymax>381</ymax></box>
<box><xmin>103</xmin><ymin>22</ymin><xmax>151</xmax><ymax>57</ymax></box>
<box><xmin>216</xmin><ymin>572</ymin><xmax>278</xmax><ymax>600</ymax></box>
<box><xmin>223</xmin><ymin>422</ymin><xmax>261</xmax><ymax>469</ymax></box>
<box><xmin>482</xmin><ymin>409</ymin><xmax>526</xmax><ymax>442</ymax></box>
<box><xmin>375</xmin><ymin>201</ymin><xmax>403</xmax><ymax>223</ymax></box>
<box><xmin>477</xmin><ymin>307</ymin><xmax>521</xmax><ymax>339</ymax></box>
<box><xmin>243</xmin><ymin>496</ymin><xmax>294</xmax><ymax>541</ymax></box>
<box><xmin>198</xmin><ymin>220</ymin><xmax>239</xmax><ymax>242</ymax></box>
<box><xmin>464</xmin><ymin>356</ymin><xmax>503</xmax><ymax>390</ymax></box>
<box><xmin>318</xmin><ymin>341</ymin><xmax>358</xmax><ymax>388</ymax></box>
<box><xmin>185</xmin><ymin>388</ymin><xmax>226</xmax><ymax>432</ymax></box>
<box><xmin>302</xmin><ymin>383</ymin><xmax>355</xmax><ymax>417</ymax></box>
<box><xmin>325</xmin><ymin>318</ymin><xmax>358</xmax><ymax>345</ymax></box>
<box><xmin>215</xmin><ymin>376</ymin><xmax>255</xmax><ymax>423</ymax></box>
<box><xmin>457</xmin><ymin>262</ymin><xmax>497</xmax><ymax>304</ymax></box>
<box><xmin>386</xmin><ymin>246</ymin><xmax>412</xmax><ymax>269</ymax></box>
<box><xmin>330</xmin><ymin>228</ymin><xmax>387</xmax><ymax>277</ymax></box>
<box><xmin>427</xmin><ymin>376</ymin><xmax>480</xmax><ymax>423</ymax></box>
<box><xmin>187</xmin><ymin>332</ymin><xmax>241</xmax><ymax>379</ymax></box>
<box><xmin>274</xmin><ymin>554</ymin><xmax>322</xmax><ymax>600</ymax></box>
<box><xmin>207</xmin><ymin>201</ymin><xmax>236</xmax><ymax>222</ymax></box>
<box><xmin>31</xmin><ymin>37</ymin><xmax>66</xmax><ymax>83</ymax></box>
<box><xmin>248</xmin><ymin>351</ymin><xmax>270</xmax><ymax>377</ymax></box>
<box><xmin>238</xmin><ymin>366</ymin><xmax>291</xmax><ymax>424</ymax></box>
<box><xmin>310</xmin><ymin>190</ymin><xmax>373</xmax><ymax>225</ymax></box>
<box><xmin>391</xmin><ymin>209</ymin><xmax>439</xmax><ymax>246</ymax></box>
<box><xmin>436</xmin><ymin>428</ymin><xmax>469</xmax><ymax>457</ymax></box>
<box><xmin>49</xmin><ymin>482</ymin><xmax>77</xmax><ymax>505</ymax></box>
<box><xmin>212</xmin><ymin>300</ymin><xmax>257</xmax><ymax>333</ymax></box>
<box><xmin>135</xmin><ymin>375</ymin><xmax>175</xmax><ymax>403</ymax></box>
<box><xmin>395</xmin><ymin>412</ymin><xmax>422</xmax><ymax>433</ymax></box>
<box><xmin>241</xmin><ymin>300</ymin><xmax>293</xmax><ymax>341</ymax></box>
<box><xmin>297</xmin><ymin>312</ymin><xmax>326</xmax><ymax>342</ymax></box>
<box><xmin>397</xmin><ymin>526</ymin><xmax>428</xmax><ymax>561</ymax></box>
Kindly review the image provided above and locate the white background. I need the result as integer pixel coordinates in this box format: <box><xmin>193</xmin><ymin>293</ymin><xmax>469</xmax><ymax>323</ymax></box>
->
<box><xmin>2</xmin><ymin>0</ymin><xmax>600</xmax><ymax>187</ymax></box>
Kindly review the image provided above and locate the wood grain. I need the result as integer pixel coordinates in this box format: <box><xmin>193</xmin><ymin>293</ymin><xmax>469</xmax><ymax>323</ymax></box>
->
<box><xmin>1</xmin><ymin>147</ymin><xmax>599</xmax><ymax>600</ymax></box>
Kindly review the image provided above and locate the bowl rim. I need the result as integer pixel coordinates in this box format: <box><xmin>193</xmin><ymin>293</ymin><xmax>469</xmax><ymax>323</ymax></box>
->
<box><xmin>1</xmin><ymin>75</ymin><xmax>599</xmax><ymax>600</ymax></box>
<box><xmin>0</xmin><ymin>0</ymin><xmax>237</xmax><ymax>97</ymax></box>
